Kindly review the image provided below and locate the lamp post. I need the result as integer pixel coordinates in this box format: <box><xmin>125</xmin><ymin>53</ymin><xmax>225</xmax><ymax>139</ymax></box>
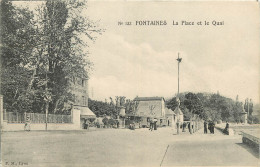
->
<box><xmin>175</xmin><ymin>53</ymin><xmax>182</xmax><ymax>134</ymax></box>
<box><xmin>176</xmin><ymin>53</ymin><xmax>182</xmax><ymax>96</ymax></box>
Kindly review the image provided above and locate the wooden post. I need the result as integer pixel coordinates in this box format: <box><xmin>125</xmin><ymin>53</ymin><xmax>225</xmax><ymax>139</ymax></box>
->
<box><xmin>45</xmin><ymin>102</ymin><xmax>49</xmax><ymax>130</ymax></box>
<box><xmin>24</xmin><ymin>112</ymin><xmax>26</xmax><ymax>123</ymax></box>
<box><xmin>0</xmin><ymin>95</ymin><xmax>3</xmax><ymax>126</ymax></box>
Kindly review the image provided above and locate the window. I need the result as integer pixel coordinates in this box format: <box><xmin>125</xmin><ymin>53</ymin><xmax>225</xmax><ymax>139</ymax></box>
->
<box><xmin>82</xmin><ymin>96</ymin><xmax>87</xmax><ymax>106</ymax></box>
<box><xmin>82</xmin><ymin>80</ymin><xmax>85</xmax><ymax>87</ymax></box>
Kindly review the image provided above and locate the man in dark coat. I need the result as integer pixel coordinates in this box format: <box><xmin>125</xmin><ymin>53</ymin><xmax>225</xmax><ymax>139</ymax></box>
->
<box><xmin>154</xmin><ymin>118</ymin><xmax>157</xmax><ymax>130</ymax></box>
<box><xmin>212</xmin><ymin>122</ymin><xmax>215</xmax><ymax>134</ymax></box>
<box><xmin>188</xmin><ymin>122</ymin><xmax>192</xmax><ymax>134</ymax></box>
<box><xmin>208</xmin><ymin>121</ymin><xmax>212</xmax><ymax>133</ymax></box>
<box><xmin>223</xmin><ymin>121</ymin><xmax>229</xmax><ymax>134</ymax></box>
<box><xmin>204</xmin><ymin>121</ymin><xmax>208</xmax><ymax>134</ymax></box>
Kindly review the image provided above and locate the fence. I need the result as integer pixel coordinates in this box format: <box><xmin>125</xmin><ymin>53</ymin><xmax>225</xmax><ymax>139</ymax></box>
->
<box><xmin>3</xmin><ymin>112</ymin><xmax>72</xmax><ymax>123</ymax></box>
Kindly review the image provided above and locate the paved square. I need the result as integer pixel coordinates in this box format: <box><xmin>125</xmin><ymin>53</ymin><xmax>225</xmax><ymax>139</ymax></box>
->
<box><xmin>1</xmin><ymin>128</ymin><xmax>259</xmax><ymax>167</ymax></box>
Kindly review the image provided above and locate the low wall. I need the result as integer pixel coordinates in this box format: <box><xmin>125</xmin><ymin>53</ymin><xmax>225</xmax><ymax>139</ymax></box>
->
<box><xmin>1</xmin><ymin>121</ymin><xmax>80</xmax><ymax>131</ymax></box>
<box><xmin>1</xmin><ymin>109</ymin><xmax>81</xmax><ymax>131</ymax></box>
<box><xmin>242</xmin><ymin>132</ymin><xmax>260</xmax><ymax>151</ymax></box>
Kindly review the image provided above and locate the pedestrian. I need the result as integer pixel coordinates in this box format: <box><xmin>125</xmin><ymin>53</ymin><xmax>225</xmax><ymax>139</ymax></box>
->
<box><xmin>84</xmin><ymin>120</ymin><xmax>89</xmax><ymax>129</ymax></box>
<box><xmin>153</xmin><ymin>118</ymin><xmax>157</xmax><ymax>130</ymax></box>
<box><xmin>188</xmin><ymin>122</ymin><xmax>192</xmax><ymax>134</ymax></box>
<box><xmin>192</xmin><ymin>121</ymin><xmax>194</xmax><ymax>133</ymax></box>
<box><xmin>149</xmin><ymin>119</ymin><xmax>154</xmax><ymax>131</ymax></box>
<box><xmin>24</xmin><ymin>116</ymin><xmax>30</xmax><ymax>131</ymax></box>
<box><xmin>117</xmin><ymin>121</ymin><xmax>119</xmax><ymax>128</ymax></box>
<box><xmin>204</xmin><ymin>121</ymin><xmax>208</xmax><ymax>134</ymax></box>
<box><xmin>208</xmin><ymin>121</ymin><xmax>212</xmax><ymax>133</ymax></box>
<box><xmin>212</xmin><ymin>122</ymin><xmax>215</xmax><ymax>134</ymax></box>
<box><xmin>223</xmin><ymin>121</ymin><xmax>229</xmax><ymax>134</ymax></box>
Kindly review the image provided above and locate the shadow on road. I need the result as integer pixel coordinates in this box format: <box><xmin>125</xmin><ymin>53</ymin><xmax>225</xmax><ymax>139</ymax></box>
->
<box><xmin>236</xmin><ymin>143</ymin><xmax>259</xmax><ymax>159</ymax></box>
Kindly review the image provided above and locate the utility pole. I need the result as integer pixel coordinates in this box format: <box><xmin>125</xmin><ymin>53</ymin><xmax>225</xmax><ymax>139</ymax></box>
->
<box><xmin>176</xmin><ymin>53</ymin><xmax>182</xmax><ymax>135</ymax></box>
<box><xmin>176</xmin><ymin>53</ymin><xmax>182</xmax><ymax>96</ymax></box>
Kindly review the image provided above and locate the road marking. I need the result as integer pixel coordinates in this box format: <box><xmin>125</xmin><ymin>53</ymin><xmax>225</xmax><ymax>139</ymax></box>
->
<box><xmin>160</xmin><ymin>144</ymin><xmax>169</xmax><ymax>167</ymax></box>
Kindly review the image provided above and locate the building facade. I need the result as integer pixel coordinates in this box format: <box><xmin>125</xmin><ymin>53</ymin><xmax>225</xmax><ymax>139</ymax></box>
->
<box><xmin>70</xmin><ymin>76</ymin><xmax>95</xmax><ymax>129</ymax></box>
<box><xmin>127</xmin><ymin>97</ymin><xmax>167</xmax><ymax>128</ymax></box>
<box><xmin>165</xmin><ymin>108</ymin><xmax>176</xmax><ymax>127</ymax></box>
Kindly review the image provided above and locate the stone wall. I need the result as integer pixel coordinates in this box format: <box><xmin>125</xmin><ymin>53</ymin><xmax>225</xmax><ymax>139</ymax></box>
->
<box><xmin>242</xmin><ymin>132</ymin><xmax>260</xmax><ymax>151</ymax></box>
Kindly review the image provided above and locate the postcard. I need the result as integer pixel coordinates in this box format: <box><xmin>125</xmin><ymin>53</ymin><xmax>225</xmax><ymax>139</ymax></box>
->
<box><xmin>1</xmin><ymin>1</ymin><xmax>259</xmax><ymax>167</ymax></box>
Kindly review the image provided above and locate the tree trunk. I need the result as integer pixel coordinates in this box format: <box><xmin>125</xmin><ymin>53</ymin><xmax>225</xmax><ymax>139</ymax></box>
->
<box><xmin>53</xmin><ymin>98</ymin><xmax>61</xmax><ymax>114</ymax></box>
<box><xmin>45</xmin><ymin>101</ymin><xmax>49</xmax><ymax>130</ymax></box>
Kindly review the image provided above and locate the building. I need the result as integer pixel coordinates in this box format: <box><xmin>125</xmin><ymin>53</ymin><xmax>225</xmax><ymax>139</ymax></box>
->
<box><xmin>70</xmin><ymin>76</ymin><xmax>96</xmax><ymax>129</ymax></box>
<box><xmin>173</xmin><ymin>106</ymin><xmax>184</xmax><ymax>123</ymax></box>
<box><xmin>127</xmin><ymin>97</ymin><xmax>167</xmax><ymax>128</ymax></box>
<box><xmin>165</xmin><ymin>108</ymin><xmax>176</xmax><ymax>127</ymax></box>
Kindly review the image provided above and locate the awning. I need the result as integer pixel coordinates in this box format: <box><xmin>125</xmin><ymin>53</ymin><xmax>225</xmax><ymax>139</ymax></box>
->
<box><xmin>74</xmin><ymin>106</ymin><xmax>96</xmax><ymax>118</ymax></box>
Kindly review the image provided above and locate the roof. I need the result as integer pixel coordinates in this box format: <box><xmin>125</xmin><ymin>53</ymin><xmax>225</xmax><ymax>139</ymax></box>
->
<box><xmin>165</xmin><ymin>108</ymin><xmax>176</xmax><ymax>115</ymax></box>
<box><xmin>173</xmin><ymin>106</ymin><xmax>183</xmax><ymax>115</ymax></box>
<box><xmin>134</xmin><ymin>97</ymin><xmax>165</xmax><ymax>102</ymax></box>
<box><xmin>73</xmin><ymin>106</ymin><xmax>96</xmax><ymax>118</ymax></box>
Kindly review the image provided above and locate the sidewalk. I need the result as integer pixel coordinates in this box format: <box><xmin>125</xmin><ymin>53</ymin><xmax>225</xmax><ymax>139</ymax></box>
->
<box><xmin>162</xmin><ymin>128</ymin><xmax>259</xmax><ymax>166</ymax></box>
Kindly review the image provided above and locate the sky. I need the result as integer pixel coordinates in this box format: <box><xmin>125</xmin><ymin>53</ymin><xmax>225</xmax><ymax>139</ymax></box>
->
<box><xmin>16</xmin><ymin>1</ymin><xmax>260</xmax><ymax>103</ymax></box>
<box><xmin>84</xmin><ymin>1</ymin><xmax>259</xmax><ymax>103</ymax></box>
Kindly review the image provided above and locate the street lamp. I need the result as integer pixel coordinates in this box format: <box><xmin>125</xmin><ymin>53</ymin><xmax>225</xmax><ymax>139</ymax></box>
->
<box><xmin>176</xmin><ymin>53</ymin><xmax>182</xmax><ymax>96</ymax></box>
<box><xmin>175</xmin><ymin>53</ymin><xmax>182</xmax><ymax>135</ymax></box>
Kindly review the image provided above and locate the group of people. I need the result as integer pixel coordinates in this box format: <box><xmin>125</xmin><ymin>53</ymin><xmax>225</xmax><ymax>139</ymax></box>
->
<box><xmin>149</xmin><ymin>118</ymin><xmax>158</xmax><ymax>131</ymax></box>
<box><xmin>204</xmin><ymin>121</ymin><xmax>215</xmax><ymax>134</ymax></box>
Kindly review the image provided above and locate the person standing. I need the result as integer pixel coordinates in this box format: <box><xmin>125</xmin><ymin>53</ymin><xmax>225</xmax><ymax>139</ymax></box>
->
<box><xmin>24</xmin><ymin>116</ymin><xmax>31</xmax><ymax>131</ymax></box>
<box><xmin>153</xmin><ymin>118</ymin><xmax>157</xmax><ymax>130</ymax></box>
<box><xmin>212</xmin><ymin>122</ymin><xmax>215</xmax><ymax>134</ymax></box>
<box><xmin>208</xmin><ymin>121</ymin><xmax>212</xmax><ymax>133</ymax></box>
<box><xmin>84</xmin><ymin>119</ymin><xmax>89</xmax><ymax>129</ymax></box>
<box><xmin>192</xmin><ymin>121</ymin><xmax>194</xmax><ymax>133</ymax></box>
<box><xmin>182</xmin><ymin>122</ymin><xmax>186</xmax><ymax>132</ymax></box>
<box><xmin>149</xmin><ymin>119</ymin><xmax>154</xmax><ymax>131</ymax></box>
<box><xmin>117</xmin><ymin>121</ymin><xmax>119</xmax><ymax>129</ymax></box>
<box><xmin>204</xmin><ymin>121</ymin><xmax>208</xmax><ymax>134</ymax></box>
<box><xmin>188</xmin><ymin>122</ymin><xmax>192</xmax><ymax>134</ymax></box>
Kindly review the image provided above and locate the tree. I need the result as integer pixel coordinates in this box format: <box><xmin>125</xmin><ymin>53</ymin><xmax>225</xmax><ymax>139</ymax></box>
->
<box><xmin>203</xmin><ymin>107</ymin><xmax>221</xmax><ymax>122</ymax></box>
<box><xmin>184</xmin><ymin>92</ymin><xmax>204</xmax><ymax>117</ymax></box>
<box><xmin>0</xmin><ymin>1</ymin><xmax>38</xmax><ymax>113</ymax></box>
<box><xmin>35</xmin><ymin>1</ymin><xmax>102</xmax><ymax>114</ymax></box>
<box><xmin>102</xmin><ymin>117</ymin><xmax>109</xmax><ymax>127</ymax></box>
<box><xmin>125</xmin><ymin>100</ymin><xmax>139</xmax><ymax>115</ymax></box>
<box><xmin>166</xmin><ymin>94</ymin><xmax>186</xmax><ymax>112</ymax></box>
<box><xmin>88</xmin><ymin>98</ymin><xmax>117</xmax><ymax>117</ymax></box>
<box><xmin>1</xmin><ymin>1</ymin><xmax>103</xmax><ymax>115</ymax></box>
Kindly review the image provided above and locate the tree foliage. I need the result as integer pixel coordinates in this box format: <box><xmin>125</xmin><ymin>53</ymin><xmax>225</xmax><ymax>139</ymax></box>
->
<box><xmin>88</xmin><ymin>98</ymin><xmax>117</xmax><ymax>117</ymax></box>
<box><xmin>0</xmin><ymin>1</ymin><xmax>102</xmax><ymax>114</ymax></box>
<box><xmin>166</xmin><ymin>92</ymin><xmax>246</xmax><ymax>122</ymax></box>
